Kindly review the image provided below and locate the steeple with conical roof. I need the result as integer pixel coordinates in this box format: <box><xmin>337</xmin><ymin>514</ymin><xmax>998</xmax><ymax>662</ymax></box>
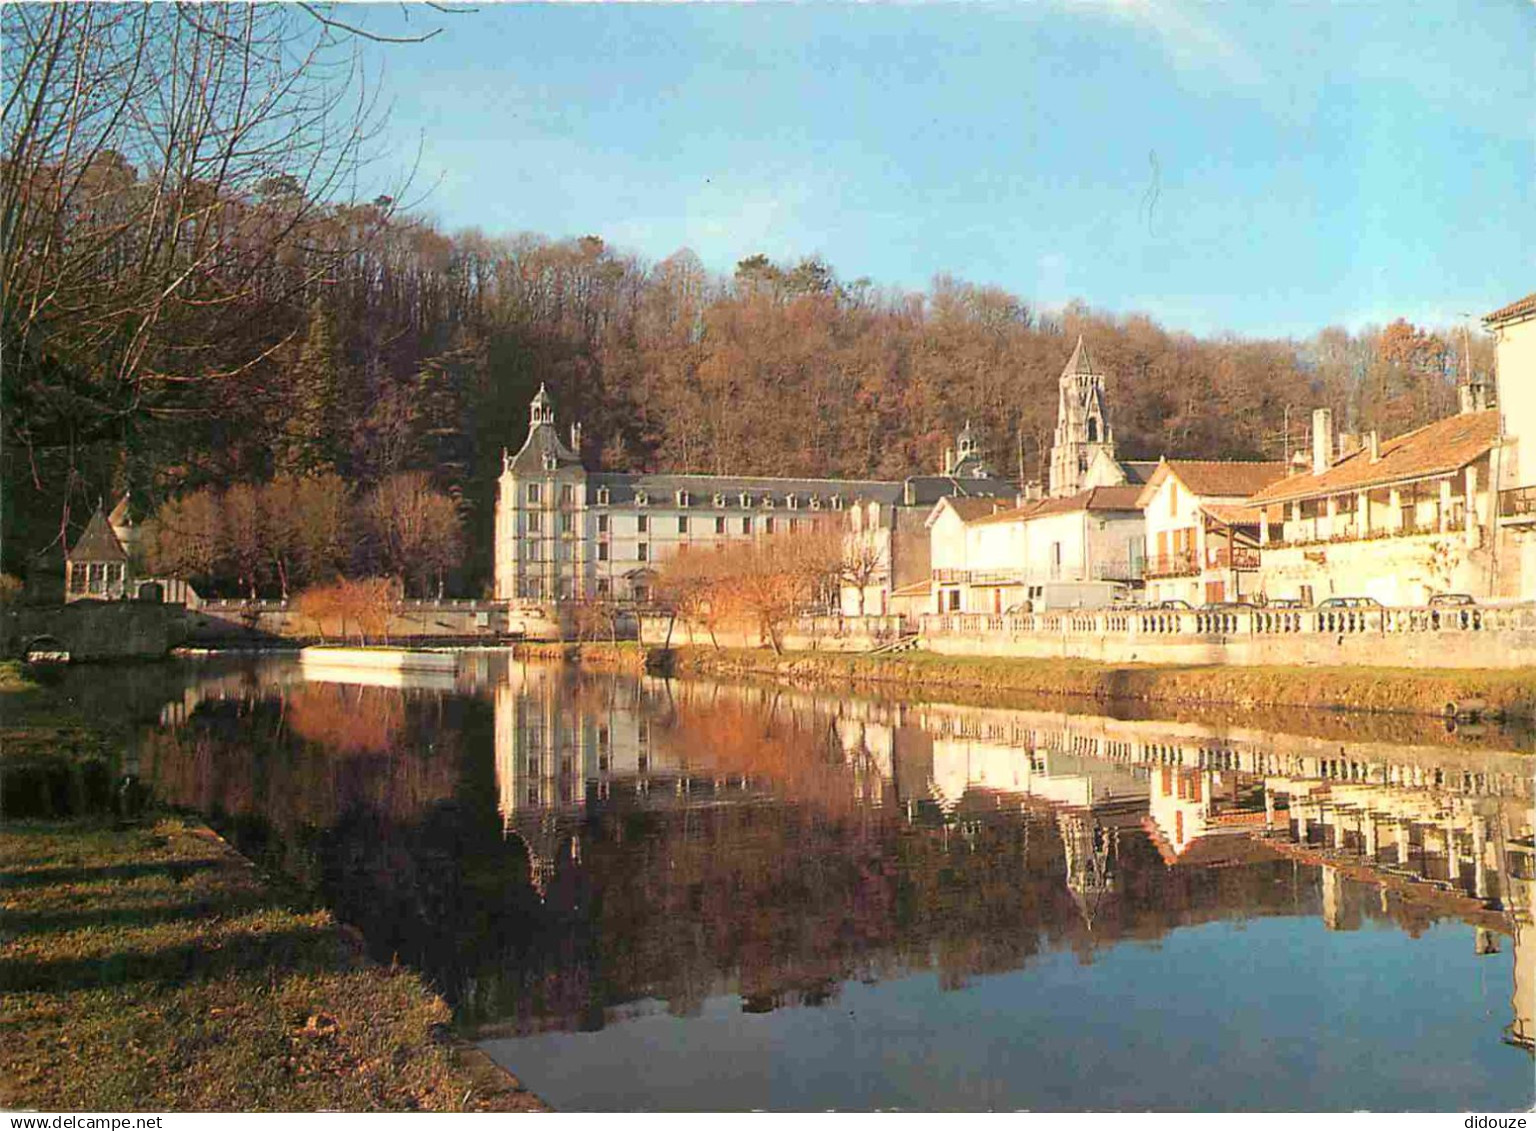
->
<box><xmin>1048</xmin><ymin>336</ymin><xmax>1117</xmax><ymax>497</ymax></box>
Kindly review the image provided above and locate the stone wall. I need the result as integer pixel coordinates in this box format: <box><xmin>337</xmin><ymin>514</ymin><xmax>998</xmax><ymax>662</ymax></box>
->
<box><xmin>919</xmin><ymin>605</ymin><xmax>1536</xmax><ymax>669</ymax></box>
<box><xmin>184</xmin><ymin>599</ymin><xmax>526</xmax><ymax>645</ymax></box>
<box><xmin>3</xmin><ymin>601</ymin><xmax>187</xmax><ymax>660</ymax></box>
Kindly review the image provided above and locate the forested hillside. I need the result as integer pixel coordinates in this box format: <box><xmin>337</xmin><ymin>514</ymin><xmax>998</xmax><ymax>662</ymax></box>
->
<box><xmin>0</xmin><ymin>7</ymin><xmax>1495</xmax><ymax>597</ymax></box>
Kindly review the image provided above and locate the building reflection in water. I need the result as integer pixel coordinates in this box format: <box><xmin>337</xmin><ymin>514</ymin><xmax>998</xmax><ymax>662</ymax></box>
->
<box><xmin>492</xmin><ymin>663</ymin><xmax>1533</xmax><ymax>1051</ymax></box>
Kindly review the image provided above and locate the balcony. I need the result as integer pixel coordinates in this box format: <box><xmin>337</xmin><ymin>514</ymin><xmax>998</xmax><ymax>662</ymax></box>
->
<box><xmin>1092</xmin><ymin>559</ymin><xmax>1145</xmax><ymax>582</ymax></box>
<box><xmin>1208</xmin><ymin>546</ymin><xmax>1260</xmax><ymax>570</ymax></box>
<box><xmin>1501</xmin><ymin>486</ymin><xmax>1536</xmax><ymax>522</ymax></box>
<box><xmin>1144</xmin><ymin>552</ymin><xmax>1199</xmax><ymax>580</ymax></box>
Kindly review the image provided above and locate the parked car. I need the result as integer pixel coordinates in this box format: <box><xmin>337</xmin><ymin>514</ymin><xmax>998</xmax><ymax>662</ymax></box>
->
<box><xmin>1316</xmin><ymin>596</ymin><xmax>1383</xmax><ymax>609</ymax></box>
<box><xmin>1265</xmin><ymin>598</ymin><xmax>1305</xmax><ymax>609</ymax></box>
<box><xmin>1202</xmin><ymin>599</ymin><xmax>1257</xmax><ymax>611</ymax></box>
<box><xmin>1145</xmin><ymin>599</ymin><xmax>1191</xmax><ymax>610</ymax></box>
<box><xmin>1427</xmin><ymin>593</ymin><xmax>1476</xmax><ymax>607</ymax></box>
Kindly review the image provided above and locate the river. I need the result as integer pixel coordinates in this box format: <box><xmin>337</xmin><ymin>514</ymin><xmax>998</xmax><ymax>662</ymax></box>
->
<box><xmin>10</xmin><ymin>652</ymin><xmax>1534</xmax><ymax>1111</ymax></box>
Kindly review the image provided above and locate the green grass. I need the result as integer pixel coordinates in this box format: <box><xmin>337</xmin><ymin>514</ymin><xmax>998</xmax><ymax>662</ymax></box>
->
<box><xmin>0</xmin><ymin>818</ymin><xmax>546</xmax><ymax>1112</ymax></box>
<box><xmin>669</xmin><ymin>646</ymin><xmax>1536</xmax><ymax>721</ymax></box>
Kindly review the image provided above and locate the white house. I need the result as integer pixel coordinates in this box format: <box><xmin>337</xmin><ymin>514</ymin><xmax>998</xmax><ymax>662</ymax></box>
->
<box><xmin>1136</xmin><ymin>459</ymin><xmax>1286</xmax><ymax>605</ymax></box>
<box><xmin>1484</xmin><ymin>292</ymin><xmax>1536</xmax><ymax>600</ymax></box>
<box><xmin>929</xmin><ymin>486</ymin><xmax>1145</xmax><ymax>613</ymax></box>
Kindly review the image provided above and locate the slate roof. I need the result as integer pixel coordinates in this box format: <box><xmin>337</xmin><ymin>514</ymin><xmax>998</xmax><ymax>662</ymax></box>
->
<box><xmin>68</xmin><ymin>507</ymin><xmax>127</xmax><ymax>562</ymax></box>
<box><xmin>1483</xmin><ymin>292</ymin><xmax>1536</xmax><ymax>326</ymax></box>
<box><xmin>1117</xmin><ymin>461</ymin><xmax>1159</xmax><ymax>486</ymax></box>
<box><xmin>1248</xmin><ymin>410</ymin><xmax>1501</xmax><ymax>507</ymax></box>
<box><xmin>585</xmin><ymin>470</ymin><xmax>907</xmax><ymax>507</ymax></box>
<box><xmin>902</xmin><ymin>475</ymin><xmax>1018</xmax><ymax>506</ymax></box>
<box><xmin>507</xmin><ymin>421</ymin><xmax>583</xmax><ymax>476</ymax></box>
<box><xmin>968</xmin><ymin>485</ymin><xmax>1144</xmax><ymax>527</ymax></box>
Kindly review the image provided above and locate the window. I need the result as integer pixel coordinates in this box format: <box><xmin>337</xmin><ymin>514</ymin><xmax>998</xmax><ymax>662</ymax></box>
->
<box><xmin>560</xmin><ymin>484</ymin><xmax>574</xmax><ymax>506</ymax></box>
<box><xmin>831</xmin><ymin>495</ymin><xmax>844</xmax><ymax>510</ymax></box>
<box><xmin>677</xmin><ymin>490</ymin><xmax>690</xmax><ymax>507</ymax></box>
<box><xmin>596</xmin><ymin>486</ymin><xmax>611</xmax><ymax>505</ymax></box>
<box><xmin>741</xmin><ymin>516</ymin><xmax>752</xmax><ymax>534</ymax></box>
<box><xmin>542</xmin><ymin>454</ymin><xmax>558</xmax><ymax>471</ymax></box>
<box><xmin>637</xmin><ymin>543</ymin><xmax>648</xmax><ymax>561</ymax></box>
<box><xmin>787</xmin><ymin>494</ymin><xmax>799</xmax><ymax>510</ymax></box>
<box><xmin>637</xmin><ymin>515</ymin><xmax>649</xmax><ymax>534</ymax></box>
<box><xmin>1169</xmin><ymin>482</ymin><xmax>1179</xmax><ymax>518</ymax></box>
<box><xmin>69</xmin><ymin>563</ymin><xmax>87</xmax><ymax>592</ymax></box>
<box><xmin>765</xmin><ymin>517</ymin><xmax>776</xmax><ymax>534</ymax></box>
<box><xmin>88</xmin><ymin>563</ymin><xmax>105</xmax><ymax>592</ymax></box>
<box><xmin>598</xmin><ymin>543</ymin><xmax>609</xmax><ymax>561</ymax></box>
<box><xmin>790</xmin><ymin>519</ymin><xmax>800</xmax><ymax>533</ymax></box>
<box><xmin>713</xmin><ymin>492</ymin><xmax>726</xmax><ymax>507</ymax></box>
<box><xmin>810</xmin><ymin>496</ymin><xmax>822</xmax><ymax>510</ymax></box>
<box><xmin>597</xmin><ymin>514</ymin><xmax>609</xmax><ymax>534</ymax></box>
<box><xmin>597</xmin><ymin>578</ymin><xmax>610</xmax><ymax>596</ymax></box>
<box><xmin>677</xmin><ymin>516</ymin><xmax>688</xmax><ymax>534</ymax></box>
<box><xmin>635</xmin><ymin>490</ymin><xmax>649</xmax><ymax>507</ymax></box>
<box><xmin>526</xmin><ymin>539</ymin><xmax>540</xmax><ymax>561</ymax></box>
<box><xmin>526</xmin><ymin>483</ymin><xmax>541</xmax><ymax>505</ymax></box>
<box><xmin>739</xmin><ymin>492</ymin><xmax>753</xmax><ymax>507</ymax></box>
<box><xmin>106</xmin><ymin>563</ymin><xmax>123</xmax><ymax>586</ymax></box>
<box><xmin>633</xmin><ymin>584</ymin><xmax>650</xmax><ymax>604</ymax></box>
<box><xmin>527</xmin><ymin>512</ymin><xmax>542</xmax><ymax>533</ymax></box>
<box><xmin>763</xmin><ymin>495</ymin><xmax>775</xmax><ymax>509</ymax></box>
<box><xmin>715</xmin><ymin>516</ymin><xmax>726</xmax><ymax>535</ymax></box>
<box><xmin>559</xmin><ymin>512</ymin><xmax>573</xmax><ymax>534</ymax></box>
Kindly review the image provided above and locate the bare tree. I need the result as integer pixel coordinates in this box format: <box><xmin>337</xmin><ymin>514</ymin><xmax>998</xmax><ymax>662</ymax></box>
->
<box><xmin>2</xmin><ymin>4</ymin><xmax>396</xmax><ymax>553</ymax></box>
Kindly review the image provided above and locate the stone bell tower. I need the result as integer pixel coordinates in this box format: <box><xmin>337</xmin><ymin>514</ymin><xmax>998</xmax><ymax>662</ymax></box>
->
<box><xmin>1048</xmin><ymin>336</ymin><xmax>1117</xmax><ymax>498</ymax></box>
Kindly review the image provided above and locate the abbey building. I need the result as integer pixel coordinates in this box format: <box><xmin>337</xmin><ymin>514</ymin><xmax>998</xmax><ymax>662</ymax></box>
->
<box><xmin>494</xmin><ymin>385</ymin><xmax>1016</xmax><ymax>611</ymax></box>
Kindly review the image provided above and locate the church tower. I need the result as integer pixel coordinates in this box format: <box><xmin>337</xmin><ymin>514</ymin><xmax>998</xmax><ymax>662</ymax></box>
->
<box><xmin>1048</xmin><ymin>336</ymin><xmax>1117</xmax><ymax>497</ymax></box>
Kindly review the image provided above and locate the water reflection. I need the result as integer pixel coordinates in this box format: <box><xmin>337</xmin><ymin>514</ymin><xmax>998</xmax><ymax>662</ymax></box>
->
<box><xmin>32</xmin><ymin>653</ymin><xmax>1529</xmax><ymax>1109</ymax></box>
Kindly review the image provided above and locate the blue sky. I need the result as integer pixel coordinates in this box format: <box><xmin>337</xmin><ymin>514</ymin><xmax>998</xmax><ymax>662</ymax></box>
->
<box><xmin>360</xmin><ymin>1</ymin><xmax>1535</xmax><ymax>338</ymax></box>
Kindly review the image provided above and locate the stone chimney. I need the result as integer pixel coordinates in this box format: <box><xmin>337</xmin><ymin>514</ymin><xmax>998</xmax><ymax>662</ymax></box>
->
<box><xmin>1311</xmin><ymin>408</ymin><xmax>1334</xmax><ymax>475</ymax></box>
<box><xmin>1338</xmin><ymin>432</ymin><xmax>1361</xmax><ymax>459</ymax></box>
<box><xmin>943</xmin><ymin>447</ymin><xmax>954</xmax><ymax>475</ymax></box>
<box><xmin>570</xmin><ymin>422</ymin><xmax>583</xmax><ymax>451</ymax></box>
<box><xmin>1367</xmin><ymin>430</ymin><xmax>1380</xmax><ymax>463</ymax></box>
<box><xmin>1459</xmin><ymin>379</ymin><xmax>1490</xmax><ymax>414</ymax></box>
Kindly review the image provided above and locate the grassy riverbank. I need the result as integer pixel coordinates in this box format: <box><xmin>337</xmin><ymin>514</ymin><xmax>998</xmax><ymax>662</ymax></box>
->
<box><xmin>0</xmin><ymin>667</ymin><xmax>546</xmax><ymax>1112</ymax></box>
<box><xmin>663</xmin><ymin>647</ymin><xmax>1536</xmax><ymax>721</ymax></box>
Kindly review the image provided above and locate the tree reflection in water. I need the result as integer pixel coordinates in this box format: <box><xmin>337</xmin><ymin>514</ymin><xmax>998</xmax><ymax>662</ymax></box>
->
<box><xmin>135</xmin><ymin>658</ymin><xmax>1531</xmax><ymax>1063</ymax></box>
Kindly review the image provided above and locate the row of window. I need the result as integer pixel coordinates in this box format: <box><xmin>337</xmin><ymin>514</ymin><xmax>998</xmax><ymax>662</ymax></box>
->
<box><xmin>516</xmin><ymin>577</ymin><xmax>648</xmax><ymax>602</ymax></box>
<box><xmin>524</xmin><ymin>481</ymin><xmax>846</xmax><ymax>511</ymax></box>
<box><xmin>68</xmin><ymin>562</ymin><xmax>124</xmax><ymax>593</ymax></box>
<box><xmin>523</xmin><ymin>514</ymin><xmax>808</xmax><ymax>539</ymax></box>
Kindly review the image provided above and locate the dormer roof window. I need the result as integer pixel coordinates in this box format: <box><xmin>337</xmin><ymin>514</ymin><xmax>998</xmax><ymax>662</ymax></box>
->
<box><xmin>635</xmin><ymin>490</ymin><xmax>649</xmax><ymax>507</ymax></box>
<box><xmin>786</xmin><ymin>494</ymin><xmax>799</xmax><ymax>510</ymax></box>
<box><xmin>542</xmin><ymin>453</ymin><xmax>558</xmax><ymax>471</ymax></box>
<box><xmin>809</xmin><ymin>496</ymin><xmax>822</xmax><ymax>510</ymax></box>
<box><xmin>676</xmin><ymin>489</ymin><xmax>690</xmax><ymax>507</ymax></box>
<box><xmin>713</xmin><ymin>492</ymin><xmax>726</xmax><ymax>507</ymax></box>
<box><xmin>762</xmin><ymin>495</ymin><xmax>775</xmax><ymax>509</ymax></box>
<box><xmin>739</xmin><ymin>492</ymin><xmax>752</xmax><ymax>507</ymax></box>
<box><xmin>596</xmin><ymin>487</ymin><xmax>610</xmax><ymax>506</ymax></box>
<box><xmin>831</xmin><ymin>495</ymin><xmax>844</xmax><ymax>510</ymax></box>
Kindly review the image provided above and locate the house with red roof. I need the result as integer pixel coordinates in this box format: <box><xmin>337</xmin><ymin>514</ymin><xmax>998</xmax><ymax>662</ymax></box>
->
<box><xmin>1135</xmin><ymin>459</ymin><xmax>1287</xmax><ymax>606</ymax></box>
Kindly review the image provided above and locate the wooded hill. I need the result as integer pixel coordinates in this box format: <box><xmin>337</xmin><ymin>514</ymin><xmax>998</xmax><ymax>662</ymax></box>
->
<box><xmin>1</xmin><ymin>8</ymin><xmax>1495</xmax><ymax>597</ymax></box>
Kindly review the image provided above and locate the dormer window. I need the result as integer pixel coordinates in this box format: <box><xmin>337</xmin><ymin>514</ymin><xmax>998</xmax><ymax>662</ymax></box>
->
<box><xmin>596</xmin><ymin>486</ymin><xmax>610</xmax><ymax>506</ymax></box>
<box><xmin>713</xmin><ymin>492</ymin><xmax>726</xmax><ymax>507</ymax></box>
<box><xmin>809</xmin><ymin>496</ymin><xmax>822</xmax><ymax>510</ymax></box>
<box><xmin>676</xmin><ymin>489</ymin><xmax>690</xmax><ymax>507</ymax></box>
<box><xmin>762</xmin><ymin>496</ymin><xmax>775</xmax><ymax>509</ymax></box>
<box><xmin>526</xmin><ymin>483</ymin><xmax>541</xmax><ymax>505</ymax></box>
<box><xmin>635</xmin><ymin>490</ymin><xmax>649</xmax><ymax>507</ymax></box>
<box><xmin>542</xmin><ymin>453</ymin><xmax>558</xmax><ymax>472</ymax></box>
<box><xmin>739</xmin><ymin>492</ymin><xmax>752</xmax><ymax>507</ymax></box>
<box><xmin>786</xmin><ymin>494</ymin><xmax>799</xmax><ymax>510</ymax></box>
<box><xmin>831</xmin><ymin>495</ymin><xmax>844</xmax><ymax>510</ymax></box>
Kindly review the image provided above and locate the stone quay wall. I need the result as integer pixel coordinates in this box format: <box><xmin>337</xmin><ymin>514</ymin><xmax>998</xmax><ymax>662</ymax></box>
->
<box><xmin>917</xmin><ymin>603</ymin><xmax>1536</xmax><ymax>669</ymax></box>
<box><xmin>185</xmin><ymin>598</ymin><xmax>519</xmax><ymax>645</ymax></box>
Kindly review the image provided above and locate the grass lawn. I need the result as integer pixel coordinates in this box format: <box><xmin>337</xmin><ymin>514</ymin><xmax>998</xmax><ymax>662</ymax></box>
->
<box><xmin>0</xmin><ymin>817</ymin><xmax>546</xmax><ymax>1111</ymax></box>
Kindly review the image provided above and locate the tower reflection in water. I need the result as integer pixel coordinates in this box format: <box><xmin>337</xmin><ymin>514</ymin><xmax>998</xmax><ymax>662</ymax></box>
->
<box><xmin>492</xmin><ymin>662</ymin><xmax>1533</xmax><ymax>1051</ymax></box>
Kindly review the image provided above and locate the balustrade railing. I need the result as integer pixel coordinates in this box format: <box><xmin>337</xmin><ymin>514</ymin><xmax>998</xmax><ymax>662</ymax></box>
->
<box><xmin>1143</xmin><ymin>552</ymin><xmax>1200</xmax><ymax>579</ymax></box>
<box><xmin>920</xmin><ymin>602</ymin><xmax>1536</xmax><ymax>640</ymax></box>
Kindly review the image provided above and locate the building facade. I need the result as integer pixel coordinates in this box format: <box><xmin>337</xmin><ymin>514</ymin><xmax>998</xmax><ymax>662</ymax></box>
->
<box><xmin>1137</xmin><ymin>459</ymin><xmax>1286</xmax><ymax>605</ymax></box>
<box><xmin>494</xmin><ymin>385</ymin><xmax>1016</xmax><ymax>614</ymax></box>
<box><xmin>1485</xmin><ymin>292</ymin><xmax>1536</xmax><ymax>600</ymax></box>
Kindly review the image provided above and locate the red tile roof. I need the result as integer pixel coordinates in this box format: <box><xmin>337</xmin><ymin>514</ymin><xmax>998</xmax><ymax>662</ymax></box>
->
<box><xmin>1483</xmin><ymin>292</ymin><xmax>1536</xmax><ymax>326</ymax></box>
<box><xmin>1163</xmin><ymin>460</ymin><xmax>1288</xmax><ymax>498</ymax></box>
<box><xmin>968</xmin><ymin>485</ymin><xmax>1144</xmax><ymax>526</ymax></box>
<box><xmin>1248</xmin><ymin>410</ymin><xmax>1501</xmax><ymax>506</ymax></box>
